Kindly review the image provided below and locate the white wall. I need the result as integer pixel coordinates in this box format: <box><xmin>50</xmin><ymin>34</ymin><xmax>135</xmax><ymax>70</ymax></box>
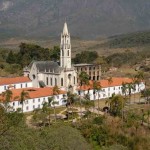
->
<box><xmin>0</xmin><ymin>82</ymin><xmax>33</xmax><ymax>93</ymax></box>
<box><xmin>7</xmin><ymin>94</ymin><xmax>67</xmax><ymax>113</ymax></box>
<box><xmin>77</xmin><ymin>82</ymin><xmax>145</xmax><ymax>101</ymax></box>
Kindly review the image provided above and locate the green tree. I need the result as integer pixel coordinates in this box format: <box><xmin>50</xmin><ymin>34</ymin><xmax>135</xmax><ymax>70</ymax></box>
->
<box><xmin>6</xmin><ymin>51</ymin><xmax>16</xmax><ymax>64</ymax></box>
<box><xmin>141</xmin><ymin>89</ymin><xmax>150</xmax><ymax>105</ymax></box>
<box><xmin>0</xmin><ymin>90</ymin><xmax>13</xmax><ymax>111</ymax></box>
<box><xmin>52</xmin><ymin>86</ymin><xmax>60</xmax><ymax>122</ymax></box>
<box><xmin>93</xmin><ymin>81</ymin><xmax>102</xmax><ymax>115</ymax></box>
<box><xmin>121</xmin><ymin>82</ymin><xmax>128</xmax><ymax>99</ymax></box>
<box><xmin>50</xmin><ymin>46</ymin><xmax>60</xmax><ymax>61</ymax></box>
<box><xmin>126</xmin><ymin>83</ymin><xmax>134</xmax><ymax>105</ymax></box>
<box><xmin>0</xmin><ymin>104</ymin><xmax>24</xmax><ymax>136</ymax></box>
<box><xmin>135</xmin><ymin>71</ymin><xmax>144</xmax><ymax>103</ymax></box>
<box><xmin>79</xmin><ymin>71</ymin><xmax>89</xmax><ymax>87</ymax></box>
<box><xmin>106</xmin><ymin>94</ymin><xmax>125</xmax><ymax>116</ymax></box>
<box><xmin>15</xmin><ymin>90</ymin><xmax>30</xmax><ymax>113</ymax></box>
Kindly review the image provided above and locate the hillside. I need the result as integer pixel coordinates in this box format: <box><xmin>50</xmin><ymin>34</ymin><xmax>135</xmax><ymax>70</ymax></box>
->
<box><xmin>0</xmin><ymin>30</ymin><xmax>150</xmax><ymax>57</ymax></box>
<box><xmin>0</xmin><ymin>0</ymin><xmax>150</xmax><ymax>39</ymax></box>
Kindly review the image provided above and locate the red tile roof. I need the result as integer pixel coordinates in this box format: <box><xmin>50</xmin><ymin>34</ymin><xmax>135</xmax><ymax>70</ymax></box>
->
<box><xmin>0</xmin><ymin>87</ymin><xmax>66</xmax><ymax>102</ymax></box>
<box><xmin>0</xmin><ymin>77</ymin><xmax>31</xmax><ymax>86</ymax></box>
<box><xmin>79</xmin><ymin>77</ymin><xmax>133</xmax><ymax>91</ymax></box>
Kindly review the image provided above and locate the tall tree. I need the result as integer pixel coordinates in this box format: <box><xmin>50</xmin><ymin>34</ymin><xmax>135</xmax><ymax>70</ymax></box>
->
<box><xmin>0</xmin><ymin>90</ymin><xmax>13</xmax><ymax>111</ymax></box>
<box><xmin>78</xmin><ymin>71</ymin><xmax>90</xmax><ymax>118</ymax></box>
<box><xmin>127</xmin><ymin>83</ymin><xmax>134</xmax><ymax>105</ymax></box>
<box><xmin>15</xmin><ymin>90</ymin><xmax>30</xmax><ymax>113</ymax></box>
<box><xmin>106</xmin><ymin>94</ymin><xmax>124</xmax><ymax>117</ymax></box>
<box><xmin>121</xmin><ymin>82</ymin><xmax>128</xmax><ymax>99</ymax></box>
<box><xmin>93</xmin><ymin>81</ymin><xmax>102</xmax><ymax>115</ymax></box>
<box><xmin>52</xmin><ymin>86</ymin><xmax>60</xmax><ymax>122</ymax></box>
<box><xmin>135</xmin><ymin>71</ymin><xmax>144</xmax><ymax>103</ymax></box>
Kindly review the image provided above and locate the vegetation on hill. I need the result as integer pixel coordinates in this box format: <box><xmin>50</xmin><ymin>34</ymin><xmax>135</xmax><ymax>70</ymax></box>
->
<box><xmin>101</xmin><ymin>31</ymin><xmax>150</xmax><ymax>48</ymax></box>
<box><xmin>1</xmin><ymin>42</ymin><xmax>150</xmax><ymax>76</ymax></box>
<box><xmin>0</xmin><ymin>43</ymin><xmax>60</xmax><ymax>76</ymax></box>
<box><xmin>0</xmin><ymin>105</ymin><xmax>91</xmax><ymax>150</ymax></box>
<box><xmin>73</xmin><ymin>51</ymin><xmax>99</xmax><ymax>64</ymax></box>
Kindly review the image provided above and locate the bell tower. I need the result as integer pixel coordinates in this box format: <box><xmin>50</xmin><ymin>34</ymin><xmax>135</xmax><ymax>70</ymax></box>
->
<box><xmin>60</xmin><ymin>22</ymin><xmax>71</xmax><ymax>68</ymax></box>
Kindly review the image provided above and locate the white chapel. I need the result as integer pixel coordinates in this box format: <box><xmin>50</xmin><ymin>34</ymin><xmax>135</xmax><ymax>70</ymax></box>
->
<box><xmin>23</xmin><ymin>22</ymin><xmax>77</xmax><ymax>92</ymax></box>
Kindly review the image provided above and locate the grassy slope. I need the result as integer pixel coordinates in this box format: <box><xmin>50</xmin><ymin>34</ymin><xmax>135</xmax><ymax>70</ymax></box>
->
<box><xmin>0</xmin><ymin>30</ymin><xmax>150</xmax><ymax>57</ymax></box>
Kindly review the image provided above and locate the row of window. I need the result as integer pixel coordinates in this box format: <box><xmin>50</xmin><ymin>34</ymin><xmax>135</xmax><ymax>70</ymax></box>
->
<box><xmin>4</xmin><ymin>83</ymin><xmax>28</xmax><ymax>90</ymax></box>
<box><xmin>46</xmin><ymin>77</ymin><xmax>57</xmax><ymax>86</ymax></box>
<box><xmin>26</xmin><ymin>104</ymin><xmax>41</xmax><ymax>111</ymax></box>
<box><xmin>61</xmin><ymin>49</ymin><xmax>70</xmax><ymax>57</ymax></box>
<box><xmin>46</xmin><ymin>77</ymin><xmax>76</xmax><ymax>86</ymax></box>
<box><xmin>76</xmin><ymin>66</ymin><xmax>100</xmax><ymax>72</ymax></box>
<box><xmin>89</xmin><ymin>71</ymin><xmax>100</xmax><ymax>75</ymax></box>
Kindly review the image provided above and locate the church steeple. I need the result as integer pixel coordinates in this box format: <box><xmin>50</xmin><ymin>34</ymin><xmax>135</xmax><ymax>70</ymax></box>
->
<box><xmin>60</xmin><ymin>22</ymin><xmax>71</xmax><ymax>68</ymax></box>
<box><xmin>63</xmin><ymin>22</ymin><xmax>69</xmax><ymax>35</ymax></box>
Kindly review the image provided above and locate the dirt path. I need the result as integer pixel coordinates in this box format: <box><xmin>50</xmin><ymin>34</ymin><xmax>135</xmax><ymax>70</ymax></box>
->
<box><xmin>26</xmin><ymin>115</ymin><xmax>37</xmax><ymax>129</ymax></box>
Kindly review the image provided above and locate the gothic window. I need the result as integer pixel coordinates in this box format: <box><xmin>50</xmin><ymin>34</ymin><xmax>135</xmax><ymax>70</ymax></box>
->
<box><xmin>62</xmin><ymin>50</ymin><xmax>64</xmax><ymax>56</ymax></box>
<box><xmin>74</xmin><ymin>76</ymin><xmax>76</xmax><ymax>84</ymax></box>
<box><xmin>51</xmin><ymin>78</ymin><xmax>53</xmax><ymax>86</ymax></box>
<box><xmin>97</xmin><ymin>76</ymin><xmax>99</xmax><ymax>80</ymax></box>
<box><xmin>61</xmin><ymin>78</ymin><xmax>63</xmax><ymax>86</ymax></box>
<box><xmin>93</xmin><ymin>76</ymin><xmax>95</xmax><ymax>80</ymax></box>
<box><xmin>46</xmin><ymin>77</ymin><xmax>48</xmax><ymax>85</ymax></box>
<box><xmin>68</xmin><ymin>50</ymin><xmax>69</xmax><ymax>56</ymax></box>
<box><xmin>55</xmin><ymin>78</ymin><xmax>57</xmax><ymax>86</ymax></box>
<box><xmin>32</xmin><ymin>74</ymin><xmax>36</xmax><ymax>79</ymax></box>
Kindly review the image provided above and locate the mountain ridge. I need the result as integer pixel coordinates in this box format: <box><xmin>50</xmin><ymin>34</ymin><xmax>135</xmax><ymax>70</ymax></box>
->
<box><xmin>0</xmin><ymin>0</ymin><xmax>150</xmax><ymax>39</ymax></box>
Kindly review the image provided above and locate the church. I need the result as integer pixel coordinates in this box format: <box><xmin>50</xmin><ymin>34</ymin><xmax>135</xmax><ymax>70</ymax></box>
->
<box><xmin>23</xmin><ymin>22</ymin><xmax>101</xmax><ymax>92</ymax></box>
<box><xmin>23</xmin><ymin>22</ymin><xmax>77</xmax><ymax>92</ymax></box>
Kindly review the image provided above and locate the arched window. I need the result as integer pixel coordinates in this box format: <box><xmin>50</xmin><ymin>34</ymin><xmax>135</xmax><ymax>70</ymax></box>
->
<box><xmin>93</xmin><ymin>76</ymin><xmax>95</xmax><ymax>80</ymax></box>
<box><xmin>61</xmin><ymin>78</ymin><xmax>63</xmax><ymax>86</ymax></box>
<box><xmin>68</xmin><ymin>50</ymin><xmax>69</xmax><ymax>56</ymax></box>
<box><xmin>55</xmin><ymin>78</ymin><xmax>57</xmax><ymax>86</ymax></box>
<box><xmin>97</xmin><ymin>76</ymin><xmax>99</xmax><ymax>80</ymax></box>
<box><xmin>74</xmin><ymin>76</ymin><xmax>76</xmax><ymax>84</ymax></box>
<box><xmin>50</xmin><ymin>78</ymin><xmax>53</xmax><ymax>86</ymax></box>
<box><xmin>62</xmin><ymin>50</ymin><xmax>64</xmax><ymax>56</ymax></box>
<box><xmin>46</xmin><ymin>77</ymin><xmax>48</xmax><ymax>85</ymax></box>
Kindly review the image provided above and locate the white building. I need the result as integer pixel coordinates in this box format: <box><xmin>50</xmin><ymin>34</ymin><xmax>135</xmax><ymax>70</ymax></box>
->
<box><xmin>0</xmin><ymin>76</ymin><xmax>32</xmax><ymax>93</ymax></box>
<box><xmin>23</xmin><ymin>22</ymin><xmax>77</xmax><ymax>92</ymax></box>
<box><xmin>0</xmin><ymin>87</ymin><xmax>67</xmax><ymax>113</ymax></box>
<box><xmin>78</xmin><ymin>77</ymin><xmax>145</xmax><ymax>100</ymax></box>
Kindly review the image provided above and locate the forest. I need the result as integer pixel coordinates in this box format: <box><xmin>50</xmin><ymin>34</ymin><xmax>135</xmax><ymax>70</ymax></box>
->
<box><xmin>1</xmin><ymin>42</ymin><xmax>150</xmax><ymax>76</ymax></box>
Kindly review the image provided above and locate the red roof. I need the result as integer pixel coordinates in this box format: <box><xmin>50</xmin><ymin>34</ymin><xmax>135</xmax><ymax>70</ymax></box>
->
<box><xmin>0</xmin><ymin>77</ymin><xmax>31</xmax><ymax>86</ymax></box>
<box><xmin>0</xmin><ymin>87</ymin><xmax>66</xmax><ymax>102</ymax></box>
<box><xmin>79</xmin><ymin>77</ymin><xmax>133</xmax><ymax>91</ymax></box>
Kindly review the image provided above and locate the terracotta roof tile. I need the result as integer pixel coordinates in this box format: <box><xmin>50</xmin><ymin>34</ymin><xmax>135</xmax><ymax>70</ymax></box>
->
<box><xmin>79</xmin><ymin>77</ymin><xmax>133</xmax><ymax>91</ymax></box>
<box><xmin>0</xmin><ymin>77</ymin><xmax>31</xmax><ymax>86</ymax></box>
<box><xmin>0</xmin><ymin>87</ymin><xmax>66</xmax><ymax>102</ymax></box>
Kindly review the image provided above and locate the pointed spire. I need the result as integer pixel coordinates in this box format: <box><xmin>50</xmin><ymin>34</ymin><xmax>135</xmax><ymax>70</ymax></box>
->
<box><xmin>63</xmin><ymin>22</ymin><xmax>69</xmax><ymax>35</ymax></box>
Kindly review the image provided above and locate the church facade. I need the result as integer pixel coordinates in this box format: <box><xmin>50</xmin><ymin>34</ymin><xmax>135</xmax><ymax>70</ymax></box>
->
<box><xmin>24</xmin><ymin>22</ymin><xmax>77</xmax><ymax>92</ymax></box>
<box><xmin>23</xmin><ymin>22</ymin><xmax>102</xmax><ymax>92</ymax></box>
